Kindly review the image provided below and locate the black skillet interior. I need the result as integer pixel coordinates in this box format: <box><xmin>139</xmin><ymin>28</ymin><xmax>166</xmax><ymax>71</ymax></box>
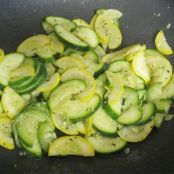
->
<box><xmin>0</xmin><ymin>0</ymin><xmax>174</xmax><ymax>173</ymax></box>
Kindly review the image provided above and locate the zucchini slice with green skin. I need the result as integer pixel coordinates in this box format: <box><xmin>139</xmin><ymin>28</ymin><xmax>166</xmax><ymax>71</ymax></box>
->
<box><xmin>52</xmin><ymin>94</ymin><xmax>101</xmax><ymax>122</ymax></box>
<box><xmin>73</xmin><ymin>26</ymin><xmax>99</xmax><ymax>48</ymax></box>
<box><xmin>116</xmin><ymin>105</ymin><xmax>142</xmax><ymax>125</ymax></box>
<box><xmin>38</xmin><ymin>120</ymin><xmax>56</xmax><ymax>152</ymax></box>
<box><xmin>1</xmin><ymin>87</ymin><xmax>26</xmax><ymax>118</ymax></box>
<box><xmin>61</xmin><ymin>67</ymin><xmax>96</xmax><ymax>102</ymax></box>
<box><xmin>49</xmin><ymin>80</ymin><xmax>86</xmax><ymax>111</ymax></box>
<box><xmin>121</xmin><ymin>86</ymin><xmax>139</xmax><ymax>112</ymax></box>
<box><xmin>36</xmin><ymin>44</ymin><xmax>57</xmax><ymax>63</ymax></box>
<box><xmin>19</xmin><ymin>137</ymin><xmax>42</xmax><ymax>159</ymax></box>
<box><xmin>10</xmin><ymin>60</ymin><xmax>47</xmax><ymax>94</ymax></box>
<box><xmin>136</xmin><ymin>103</ymin><xmax>156</xmax><ymax>125</ymax></box>
<box><xmin>17</xmin><ymin>102</ymin><xmax>49</xmax><ymax>146</ymax></box>
<box><xmin>137</xmin><ymin>89</ymin><xmax>147</xmax><ymax>104</ymax></box>
<box><xmin>118</xmin><ymin>121</ymin><xmax>154</xmax><ymax>142</ymax></box>
<box><xmin>0</xmin><ymin>116</ymin><xmax>14</xmax><ymax>150</ymax></box>
<box><xmin>45</xmin><ymin>16</ymin><xmax>76</xmax><ymax>31</ymax></box>
<box><xmin>96</xmin><ymin>73</ymin><xmax>107</xmax><ymax>97</ymax></box>
<box><xmin>48</xmin><ymin>136</ymin><xmax>95</xmax><ymax>157</ymax></box>
<box><xmin>103</xmin><ymin>72</ymin><xmax>123</xmax><ymax>119</ymax></box>
<box><xmin>92</xmin><ymin>107</ymin><xmax>121</xmax><ymax>135</ymax></box>
<box><xmin>0</xmin><ymin>53</ymin><xmax>25</xmax><ymax>86</ymax></box>
<box><xmin>17</xmin><ymin>34</ymin><xmax>51</xmax><ymax>57</ymax></box>
<box><xmin>86</xmin><ymin>134</ymin><xmax>127</xmax><ymax>154</ymax></box>
<box><xmin>54</xmin><ymin>25</ymin><xmax>88</xmax><ymax>51</ymax></box>
<box><xmin>145</xmin><ymin>49</ymin><xmax>172</xmax><ymax>87</ymax></box>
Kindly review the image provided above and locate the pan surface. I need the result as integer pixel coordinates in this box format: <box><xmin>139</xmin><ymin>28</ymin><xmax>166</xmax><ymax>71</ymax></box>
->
<box><xmin>0</xmin><ymin>0</ymin><xmax>174</xmax><ymax>173</ymax></box>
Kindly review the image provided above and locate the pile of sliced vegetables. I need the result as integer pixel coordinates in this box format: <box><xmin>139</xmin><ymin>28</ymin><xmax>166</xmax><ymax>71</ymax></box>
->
<box><xmin>0</xmin><ymin>9</ymin><xmax>173</xmax><ymax>158</ymax></box>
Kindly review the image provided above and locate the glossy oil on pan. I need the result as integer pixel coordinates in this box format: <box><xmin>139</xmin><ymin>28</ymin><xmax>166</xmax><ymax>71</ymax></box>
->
<box><xmin>0</xmin><ymin>0</ymin><xmax>174</xmax><ymax>173</ymax></box>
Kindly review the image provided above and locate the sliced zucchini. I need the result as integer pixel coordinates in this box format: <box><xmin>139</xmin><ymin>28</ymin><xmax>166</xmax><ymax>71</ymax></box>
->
<box><xmin>48</xmin><ymin>136</ymin><xmax>95</xmax><ymax>157</ymax></box>
<box><xmin>53</xmin><ymin>56</ymin><xmax>85</xmax><ymax>74</ymax></box>
<box><xmin>54</xmin><ymin>25</ymin><xmax>88</xmax><ymax>51</ymax></box>
<box><xmin>48</xmin><ymin>33</ymin><xmax>64</xmax><ymax>54</ymax></box>
<box><xmin>19</xmin><ymin>137</ymin><xmax>42</xmax><ymax>159</ymax></box>
<box><xmin>132</xmin><ymin>51</ymin><xmax>150</xmax><ymax>84</ymax></box>
<box><xmin>101</xmin><ymin>44</ymin><xmax>142</xmax><ymax>63</ymax></box>
<box><xmin>10</xmin><ymin>60</ymin><xmax>47</xmax><ymax>94</ymax></box>
<box><xmin>109</xmin><ymin>60</ymin><xmax>145</xmax><ymax>90</ymax></box>
<box><xmin>0</xmin><ymin>116</ymin><xmax>14</xmax><ymax>150</ymax></box>
<box><xmin>10</xmin><ymin>65</ymin><xmax>35</xmax><ymax>79</ymax></box>
<box><xmin>73</xmin><ymin>19</ymin><xmax>90</xmax><ymax>27</ymax></box>
<box><xmin>38</xmin><ymin>120</ymin><xmax>56</xmax><ymax>152</ymax></box>
<box><xmin>17</xmin><ymin>34</ymin><xmax>51</xmax><ymax>57</ymax></box>
<box><xmin>146</xmin><ymin>83</ymin><xmax>162</xmax><ymax>102</ymax></box>
<box><xmin>92</xmin><ymin>107</ymin><xmax>119</xmax><ymax>135</ymax></box>
<box><xmin>61</xmin><ymin>68</ymin><xmax>96</xmax><ymax>101</ymax></box>
<box><xmin>103</xmin><ymin>72</ymin><xmax>123</xmax><ymax>119</ymax></box>
<box><xmin>73</xmin><ymin>26</ymin><xmax>99</xmax><ymax>48</ymax></box>
<box><xmin>116</xmin><ymin>105</ymin><xmax>142</xmax><ymax>125</ymax></box>
<box><xmin>121</xmin><ymin>86</ymin><xmax>139</xmax><ymax>112</ymax></box>
<box><xmin>90</xmin><ymin>14</ymin><xmax>98</xmax><ymax>30</ymax></box>
<box><xmin>137</xmin><ymin>89</ymin><xmax>147</xmax><ymax>104</ymax></box>
<box><xmin>155</xmin><ymin>30</ymin><xmax>173</xmax><ymax>55</ymax></box>
<box><xmin>41</xmin><ymin>21</ymin><xmax>54</xmax><ymax>34</ymax></box>
<box><xmin>159</xmin><ymin>74</ymin><xmax>174</xmax><ymax>99</ymax></box>
<box><xmin>45</xmin><ymin>63</ymin><xmax>56</xmax><ymax>76</ymax></box>
<box><xmin>35</xmin><ymin>44</ymin><xmax>57</xmax><ymax>63</ymax></box>
<box><xmin>2</xmin><ymin>87</ymin><xmax>26</xmax><ymax>118</ymax></box>
<box><xmin>45</xmin><ymin>16</ymin><xmax>76</xmax><ymax>31</ymax></box>
<box><xmin>96</xmin><ymin>73</ymin><xmax>107</xmax><ymax>97</ymax></box>
<box><xmin>145</xmin><ymin>49</ymin><xmax>172</xmax><ymax>87</ymax></box>
<box><xmin>0</xmin><ymin>53</ymin><xmax>24</xmax><ymax>85</ymax></box>
<box><xmin>154</xmin><ymin>99</ymin><xmax>172</xmax><ymax>113</ymax></box>
<box><xmin>118</xmin><ymin>121</ymin><xmax>154</xmax><ymax>142</ymax></box>
<box><xmin>49</xmin><ymin>79</ymin><xmax>86</xmax><ymax>111</ymax></box>
<box><xmin>95</xmin><ymin>9</ymin><xmax>122</xmax><ymax>45</ymax></box>
<box><xmin>136</xmin><ymin>103</ymin><xmax>155</xmax><ymax>125</ymax></box>
<box><xmin>86</xmin><ymin>134</ymin><xmax>126</xmax><ymax>154</ymax></box>
<box><xmin>17</xmin><ymin>102</ymin><xmax>49</xmax><ymax>146</ymax></box>
<box><xmin>94</xmin><ymin>45</ymin><xmax>106</xmax><ymax>58</ymax></box>
<box><xmin>36</xmin><ymin>72</ymin><xmax>60</xmax><ymax>92</ymax></box>
<box><xmin>53</xmin><ymin>94</ymin><xmax>100</xmax><ymax>122</ymax></box>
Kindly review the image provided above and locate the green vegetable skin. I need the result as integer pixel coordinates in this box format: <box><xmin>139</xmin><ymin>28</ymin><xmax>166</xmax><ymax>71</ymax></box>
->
<box><xmin>0</xmin><ymin>8</ymin><xmax>173</xmax><ymax>158</ymax></box>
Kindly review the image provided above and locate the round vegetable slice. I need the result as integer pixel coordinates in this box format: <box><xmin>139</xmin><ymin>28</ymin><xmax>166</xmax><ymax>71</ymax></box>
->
<box><xmin>155</xmin><ymin>30</ymin><xmax>173</xmax><ymax>55</ymax></box>
<box><xmin>73</xmin><ymin>19</ymin><xmax>90</xmax><ymax>27</ymax></box>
